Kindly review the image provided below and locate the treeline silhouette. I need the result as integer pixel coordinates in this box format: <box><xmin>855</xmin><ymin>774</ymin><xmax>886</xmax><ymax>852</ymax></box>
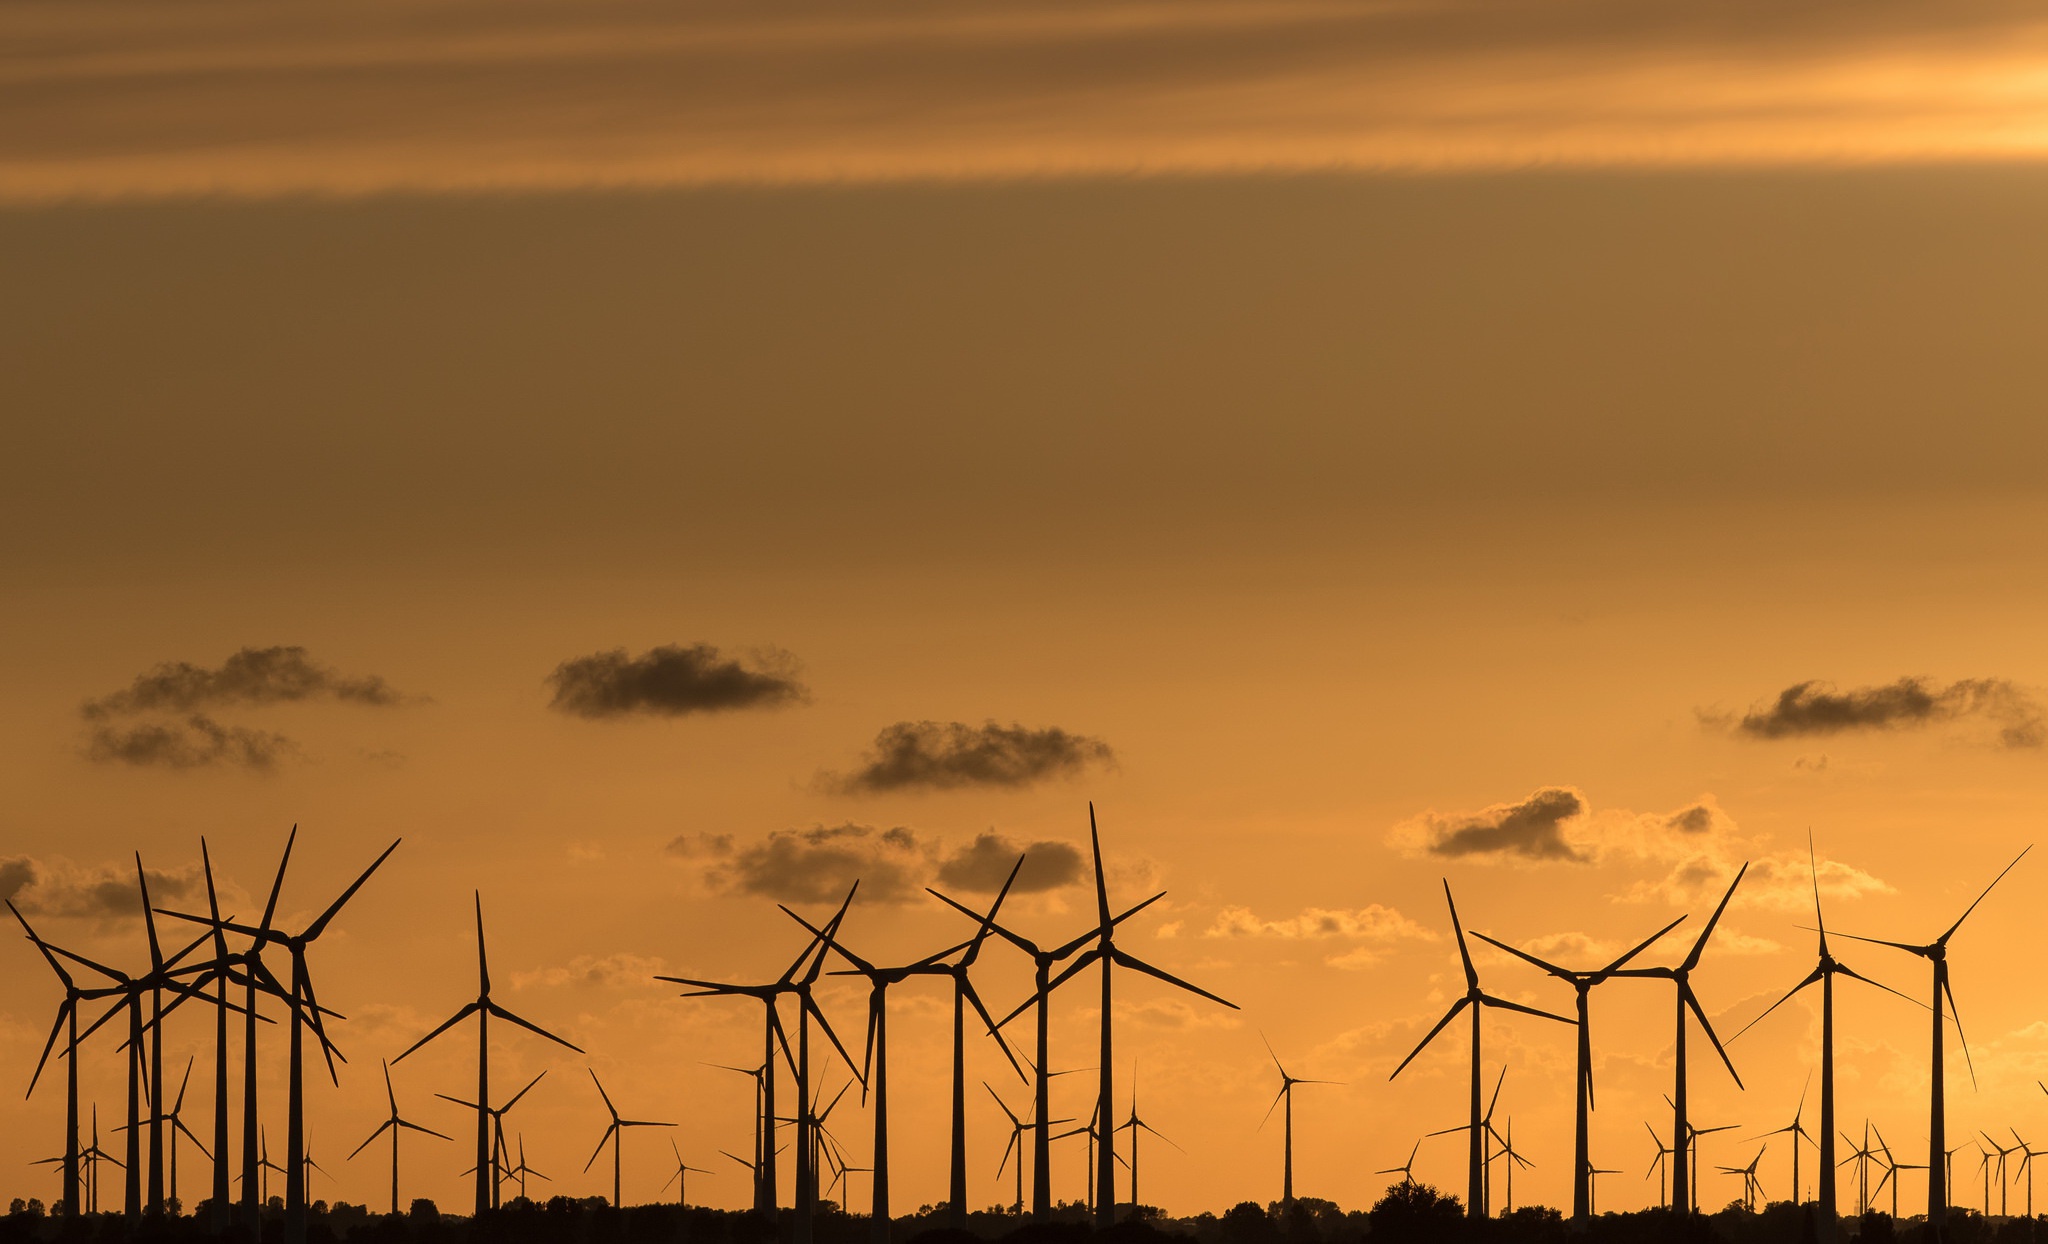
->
<box><xmin>6</xmin><ymin>1185</ymin><xmax>2045</xmax><ymax>1244</ymax></box>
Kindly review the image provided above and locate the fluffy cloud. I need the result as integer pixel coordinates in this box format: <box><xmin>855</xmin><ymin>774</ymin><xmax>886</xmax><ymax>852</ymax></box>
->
<box><xmin>2</xmin><ymin>855</ymin><xmax>202</xmax><ymax>924</ymax></box>
<box><xmin>546</xmin><ymin>643</ymin><xmax>807</xmax><ymax>718</ymax></box>
<box><xmin>1393</xmin><ymin>787</ymin><xmax>1589</xmax><ymax>862</ymax></box>
<box><xmin>1203</xmin><ymin>903</ymin><xmax>1436</xmax><ymax>970</ymax></box>
<box><xmin>676</xmin><ymin>824</ymin><xmax>1087</xmax><ymax>904</ymax></box>
<box><xmin>822</xmin><ymin>720</ymin><xmax>1113</xmax><ymax>793</ymax></box>
<box><xmin>1621</xmin><ymin>850</ymin><xmax>1893</xmax><ymax>915</ymax></box>
<box><xmin>84</xmin><ymin>714</ymin><xmax>297</xmax><ymax>771</ymax></box>
<box><xmin>934</xmin><ymin>832</ymin><xmax>1084</xmax><ymax>894</ymax></box>
<box><xmin>1729</xmin><ymin>676</ymin><xmax>2044</xmax><ymax>749</ymax></box>
<box><xmin>82</xmin><ymin>646</ymin><xmax>408</xmax><ymax>718</ymax></box>
<box><xmin>706</xmin><ymin>823</ymin><xmax>932</xmax><ymax>904</ymax></box>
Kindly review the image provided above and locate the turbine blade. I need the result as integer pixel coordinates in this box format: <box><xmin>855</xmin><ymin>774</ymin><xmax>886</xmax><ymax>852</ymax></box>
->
<box><xmin>1390</xmin><ymin>998</ymin><xmax>1469</xmax><ymax>1080</ymax></box>
<box><xmin>1681</xmin><ymin>861</ymin><xmax>1750</xmax><ymax>972</ymax></box>
<box><xmin>1476</xmin><ymin>992</ymin><xmax>1573</xmax><ymax>1025</ymax></box>
<box><xmin>347</xmin><ymin>1120</ymin><xmax>395</xmax><ymax>1160</ymax></box>
<box><xmin>1442</xmin><ymin>881</ymin><xmax>1478</xmax><ymax>991</ymax></box>
<box><xmin>487</xmin><ymin>1002</ymin><xmax>584</xmax><ymax>1053</ymax></box>
<box><xmin>304</xmin><ymin>839</ymin><xmax>401</xmax><ymax>941</ymax></box>
<box><xmin>1108</xmin><ymin>949</ymin><xmax>1237</xmax><ymax>1010</ymax></box>
<box><xmin>1682</xmin><ymin>985</ymin><xmax>1744</xmax><ymax>1089</ymax></box>
<box><xmin>1729</xmin><ymin>968</ymin><xmax>1823</xmax><ymax>1043</ymax></box>
<box><xmin>1938</xmin><ymin>845</ymin><xmax>2031</xmax><ymax>945</ymax></box>
<box><xmin>1597</xmin><ymin>915</ymin><xmax>1690</xmax><ymax>979</ymax></box>
<box><xmin>1090</xmin><ymin>803</ymin><xmax>1111</xmax><ymax>929</ymax></box>
<box><xmin>392</xmin><ymin>1001</ymin><xmax>481</xmax><ymax>1063</ymax></box>
<box><xmin>1469</xmin><ymin>932</ymin><xmax>1572</xmax><ymax>981</ymax></box>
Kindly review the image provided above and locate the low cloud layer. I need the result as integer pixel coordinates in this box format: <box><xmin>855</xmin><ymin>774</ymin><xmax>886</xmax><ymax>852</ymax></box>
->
<box><xmin>85</xmin><ymin>714</ymin><xmax>297</xmax><ymax>771</ymax></box>
<box><xmin>1402</xmin><ymin>787</ymin><xmax>1590</xmax><ymax>862</ymax></box>
<box><xmin>13</xmin><ymin>0</ymin><xmax>2048</xmax><ymax>202</ymax></box>
<box><xmin>822</xmin><ymin>720</ymin><xmax>1113</xmax><ymax>793</ymax></box>
<box><xmin>82</xmin><ymin>645</ymin><xmax>407</xmax><ymax>718</ymax></box>
<box><xmin>79</xmin><ymin>645</ymin><xmax>414</xmax><ymax>770</ymax></box>
<box><xmin>934</xmin><ymin>831</ymin><xmax>1084</xmax><ymax>894</ymax></box>
<box><xmin>1731</xmin><ymin>676</ymin><xmax>2044</xmax><ymax>749</ymax></box>
<box><xmin>546</xmin><ymin>643</ymin><xmax>807</xmax><ymax>719</ymax></box>
<box><xmin>1</xmin><ymin>855</ymin><xmax>201</xmax><ymax>924</ymax></box>
<box><xmin>669</xmin><ymin>824</ymin><xmax>1086</xmax><ymax>904</ymax></box>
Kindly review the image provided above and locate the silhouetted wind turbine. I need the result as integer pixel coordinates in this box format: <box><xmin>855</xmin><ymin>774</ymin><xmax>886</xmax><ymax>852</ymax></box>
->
<box><xmin>1392</xmin><ymin>881</ymin><xmax>1571</xmax><ymax>1221</ymax></box>
<box><xmin>159</xmin><ymin>832</ymin><xmax>400</xmax><ymax>1244</ymax></box>
<box><xmin>793</xmin><ymin>903</ymin><xmax>961</xmax><ymax>1238</ymax></box>
<box><xmin>1746</xmin><ymin>1074</ymin><xmax>1818</xmax><ymax>1210</ymax></box>
<box><xmin>1871</xmin><ymin>1126</ymin><xmax>1920</xmax><ymax>1221</ymax></box>
<box><xmin>1115</xmin><ymin>1072</ymin><xmax>1180</xmax><ymax>1215</ymax></box>
<box><xmin>663</xmin><ymin>884</ymin><xmax>858</xmax><ymax>1233</ymax></box>
<box><xmin>1717</xmin><ymin>1146</ymin><xmax>1766</xmax><ymax>1213</ymax></box>
<box><xmin>349</xmin><ymin>1060</ymin><xmax>452</xmax><ymax>1215</ymax></box>
<box><xmin>1030</xmin><ymin>806</ymin><xmax>1233</xmax><ymax>1226</ymax></box>
<box><xmin>2011</xmin><ymin>1128</ymin><xmax>2044</xmax><ymax>1217</ymax></box>
<box><xmin>1475</xmin><ymin>914</ymin><xmax>1682</xmax><ymax>1222</ymax></box>
<box><xmin>1257</xmin><ymin>1034</ymin><xmax>1338</xmax><ymax>1209</ymax></box>
<box><xmin>1732</xmin><ymin>837</ymin><xmax>1915</xmax><ymax>1231</ymax></box>
<box><xmin>988</xmin><ymin>1081</ymin><xmax>1071</xmax><ymax>1214</ymax></box>
<box><xmin>162</xmin><ymin>1057</ymin><xmax>209</xmax><ymax>1209</ymax></box>
<box><xmin>1611</xmin><ymin>862</ymin><xmax>1749</xmax><ymax>1215</ymax></box>
<box><xmin>1587</xmin><ymin>1164</ymin><xmax>1619</xmax><ymax>1214</ymax></box>
<box><xmin>1490</xmin><ymin>1117</ymin><xmax>1532</xmax><ymax>1213</ymax></box>
<box><xmin>920</xmin><ymin>863</ymin><xmax>1027</xmax><ymax>1228</ymax></box>
<box><xmin>1377</xmin><ymin>1140</ymin><xmax>1423</xmax><ymax>1188</ymax></box>
<box><xmin>960</xmin><ymin>880</ymin><xmax>1164</xmax><ymax>1222</ymax></box>
<box><xmin>707</xmin><ymin>1062</ymin><xmax>769</xmax><ymax>1211</ymax></box>
<box><xmin>1841</xmin><ymin>1125</ymin><xmax>1875</xmax><ymax>1216</ymax></box>
<box><xmin>584</xmin><ymin>1069</ymin><xmax>675</xmax><ymax>1208</ymax></box>
<box><xmin>1833</xmin><ymin>845</ymin><xmax>2030</xmax><ymax>1235</ymax></box>
<box><xmin>507</xmin><ymin>1135</ymin><xmax>548</xmax><ymax>1203</ymax></box>
<box><xmin>1674</xmin><ymin>1111</ymin><xmax>1739</xmax><ymax>1214</ymax></box>
<box><xmin>1427</xmin><ymin>1066</ymin><xmax>1510</xmax><ymax>1215</ymax></box>
<box><xmin>1981</xmin><ymin>1130</ymin><xmax>2016</xmax><ymax>1217</ymax></box>
<box><xmin>662</xmin><ymin>1137</ymin><xmax>712</xmax><ymax>1209</ymax></box>
<box><xmin>395</xmin><ymin>892</ymin><xmax>580</xmax><ymax>1219</ymax></box>
<box><xmin>1646</xmin><ymin>1122</ymin><xmax>1674</xmax><ymax>1209</ymax></box>
<box><xmin>11</xmin><ymin>900</ymin><xmax>118</xmax><ymax>1217</ymax></box>
<box><xmin>440</xmin><ymin>1069</ymin><xmax>547</xmax><ymax>1209</ymax></box>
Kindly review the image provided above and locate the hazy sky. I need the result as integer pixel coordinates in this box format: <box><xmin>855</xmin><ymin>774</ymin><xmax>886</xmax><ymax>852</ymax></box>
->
<box><xmin>6</xmin><ymin>0</ymin><xmax>2048</xmax><ymax>1222</ymax></box>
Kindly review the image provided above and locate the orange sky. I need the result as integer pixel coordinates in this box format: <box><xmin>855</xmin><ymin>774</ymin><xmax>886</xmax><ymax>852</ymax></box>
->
<box><xmin>6</xmin><ymin>3</ymin><xmax>2048</xmax><ymax>1222</ymax></box>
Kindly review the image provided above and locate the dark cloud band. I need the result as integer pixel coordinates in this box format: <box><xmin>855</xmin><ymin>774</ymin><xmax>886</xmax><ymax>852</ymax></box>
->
<box><xmin>823</xmin><ymin>720</ymin><xmax>1113</xmax><ymax>793</ymax></box>
<box><xmin>547</xmin><ymin>643</ymin><xmax>807</xmax><ymax>718</ymax></box>
<box><xmin>82</xmin><ymin>645</ymin><xmax>407</xmax><ymax>719</ymax></box>
<box><xmin>85</xmin><ymin>714</ymin><xmax>296</xmax><ymax>771</ymax></box>
<box><xmin>1735</xmin><ymin>676</ymin><xmax>2043</xmax><ymax>748</ymax></box>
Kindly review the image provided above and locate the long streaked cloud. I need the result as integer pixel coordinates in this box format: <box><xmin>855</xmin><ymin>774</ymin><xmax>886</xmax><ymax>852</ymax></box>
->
<box><xmin>12</xmin><ymin>0</ymin><xmax>2048</xmax><ymax>202</ymax></box>
<box><xmin>821</xmin><ymin>720</ymin><xmax>1113</xmax><ymax>794</ymax></box>
<box><xmin>1728</xmin><ymin>676</ymin><xmax>2045</xmax><ymax>749</ymax></box>
<box><xmin>670</xmin><ymin>823</ymin><xmax>1088</xmax><ymax>904</ymax></box>
<box><xmin>84</xmin><ymin>714</ymin><xmax>298</xmax><ymax>771</ymax></box>
<box><xmin>546</xmin><ymin>643</ymin><xmax>807</xmax><ymax>719</ymax></box>
<box><xmin>81</xmin><ymin>645</ymin><xmax>407</xmax><ymax>719</ymax></box>
<box><xmin>1</xmin><ymin>855</ymin><xmax>202</xmax><ymax>924</ymax></box>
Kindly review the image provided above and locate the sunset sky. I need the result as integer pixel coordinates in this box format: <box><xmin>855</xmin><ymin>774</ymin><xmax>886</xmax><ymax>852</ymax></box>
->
<box><xmin>6</xmin><ymin>0</ymin><xmax>2048</xmax><ymax>1222</ymax></box>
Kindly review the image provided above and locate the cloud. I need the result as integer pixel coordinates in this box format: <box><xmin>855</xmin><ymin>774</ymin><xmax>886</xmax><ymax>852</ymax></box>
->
<box><xmin>16</xmin><ymin>0</ymin><xmax>2048</xmax><ymax>202</ymax></box>
<box><xmin>707</xmin><ymin>823</ymin><xmax>932</xmax><ymax>904</ymax></box>
<box><xmin>1620</xmin><ymin>850</ymin><xmax>1893</xmax><ymax>914</ymax></box>
<box><xmin>1</xmin><ymin>856</ymin><xmax>201</xmax><ymax>924</ymax></box>
<box><xmin>82</xmin><ymin>646</ymin><xmax>408</xmax><ymax>719</ymax></box>
<box><xmin>511</xmin><ymin>952</ymin><xmax>671</xmax><ymax>990</ymax></box>
<box><xmin>823</xmin><ymin>720</ymin><xmax>1113</xmax><ymax>793</ymax></box>
<box><xmin>1205</xmin><ymin>903</ymin><xmax>1436</xmax><ymax>969</ymax></box>
<box><xmin>934</xmin><ymin>832</ymin><xmax>1084</xmax><ymax>894</ymax></box>
<box><xmin>1730</xmin><ymin>676</ymin><xmax>2044</xmax><ymax>749</ymax></box>
<box><xmin>546</xmin><ymin>643</ymin><xmax>807</xmax><ymax>719</ymax></box>
<box><xmin>84</xmin><ymin>714</ymin><xmax>298</xmax><ymax>771</ymax></box>
<box><xmin>664</xmin><ymin>832</ymin><xmax>736</xmax><ymax>860</ymax></box>
<box><xmin>1395</xmin><ymin>786</ymin><xmax>1589</xmax><ymax>862</ymax></box>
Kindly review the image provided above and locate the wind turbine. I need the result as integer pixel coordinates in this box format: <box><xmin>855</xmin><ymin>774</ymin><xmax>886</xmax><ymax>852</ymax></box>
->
<box><xmin>1679</xmin><ymin>1116</ymin><xmax>1739</xmax><ymax>1213</ymax></box>
<box><xmin>1489</xmin><ymin>1118</ymin><xmax>1532</xmax><ymax>1214</ymax></box>
<box><xmin>1114</xmin><ymin>1072</ymin><xmax>1181</xmax><ymax>1215</ymax></box>
<box><xmin>1611</xmin><ymin>862</ymin><xmax>1750</xmax><ymax>1214</ymax></box>
<box><xmin>159</xmin><ymin>833</ymin><xmax>401</xmax><ymax>1244</ymax></box>
<box><xmin>988</xmin><ymin>1081</ymin><xmax>1071</xmax><ymax>1215</ymax></box>
<box><xmin>348</xmin><ymin>1060</ymin><xmax>452</xmax><ymax>1215</ymax></box>
<box><xmin>793</xmin><ymin>901</ymin><xmax>961</xmax><ymax>1238</ymax></box>
<box><xmin>439</xmin><ymin>1069</ymin><xmax>547</xmax><ymax>1209</ymax></box>
<box><xmin>1376</xmin><ymin>1141</ymin><xmax>1423</xmax><ymax>1188</ymax></box>
<box><xmin>1716</xmin><ymin>1146</ymin><xmax>1767</xmax><ymax>1213</ymax></box>
<box><xmin>2012</xmin><ymin>1128</ymin><xmax>2044</xmax><ymax>1217</ymax></box>
<box><xmin>507</xmin><ymin>1135</ymin><xmax>549</xmax><ymax>1203</ymax></box>
<box><xmin>394</xmin><ymin>892</ymin><xmax>581</xmax><ymax>1219</ymax></box>
<box><xmin>1746</xmin><ymin>1074</ymin><xmax>1818</xmax><ymax>1209</ymax></box>
<box><xmin>1474</xmin><ymin>913</ymin><xmax>1682</xmax><ymax>1222</ymax></box>
<box><xmin>161</xmin><ymin>1057</ymin><xmax>210</xmax><ymax>1209</ymax></box>
<box><xmin>584</xmin><ymin>1070</ymin><xmax>676</xmax><ymax>1208</ymax></box>
<box><xmin>11</xmin><ymin>900</ymin><xmax>120</xmax><ymax>1218</ymax></box>
<box><xmin>1732</xmin><ymin>837</ymin><xmax>1915</xmax><ymax>1230</ymax></box>
<box><xmin>1981</xmin><ymin>1130</ymin><xmax>2016</xmax><ymax>1217</ymax></box>
<box><xmin>1392</xmin><ymin>881</ymin><xmax>1572</xmax><ymax>1221</ymax></box>
<box><xmin>919</xmin><ymin>866</ymin><xmax>1027</xmax><ymax>1229</ymax></box>
<box><xmin>1840</xmin><ymin>1125</ymin><xmax>1875</xmax><ymax>1216</ymax></box>
<box><xmin>707</xmin><ymin>1062</ymin><xmax>769</xmax><ymax>1211</ymax></box>
<box><xmin>1257</xmin><ymin>1034</ymin><xmax>1338</xmax><ymax>1209</ymax></box>
<box><xmin>952</xmin><ymin>879</ymin><xmax>1165</xmax><ymax>1221</ymax></box>
<box><xmin>1871</xmin><ymin>1126</ymin><xmax>1921</xmax><ymax>1221</ymax></box>
<box><xmin>1427</xmin><ymin>1066</ymin><xmax>1511</xmax><ymax>1216</ymax></box>
<box><xmin>1025</xmin><ymin>805</ymin><xmax>1234</xmax><ymax>1226</ymax></box>
<box><xmin>1832</xmin><ymin>845</ymin><xmax>2030</xmax><ymax>1234</ymax></box>
<box><xmin>1645</xmin><ymin>1122</ymin><xmax>1674</xmax><ymax>1209</ymax></box>
<box><xmin>1587</xmin><ymin>1164</ymin><xmax>1619</xmax><ymax>1215</ymax></box>
<box><xmin>662</xmin><ymin>884</ymin><xmax>859</xmax><ymax>1232</ymax></box>
<box><xmin>661</xmin><ymin>1137</ymin><xmax>713</xmax><ymax>1209</ymax></box>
